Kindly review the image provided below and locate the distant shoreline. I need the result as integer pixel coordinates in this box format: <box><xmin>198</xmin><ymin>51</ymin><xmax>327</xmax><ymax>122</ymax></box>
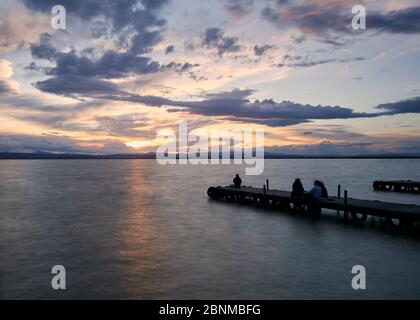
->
<box><xmin>1</xmin><ymin>152</ymin><xmax>419</xmax><ymax>160</ymax></box>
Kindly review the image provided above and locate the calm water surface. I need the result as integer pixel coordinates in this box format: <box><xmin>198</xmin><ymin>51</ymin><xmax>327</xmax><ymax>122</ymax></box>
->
<box><xmin>1</xmin><ymin>159</ymin><xmax>420</xmax><ymax>299</ymax></box>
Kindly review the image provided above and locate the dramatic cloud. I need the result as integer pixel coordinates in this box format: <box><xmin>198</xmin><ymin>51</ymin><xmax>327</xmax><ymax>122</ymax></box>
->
<box><xmin>21</xmin><ymin>0</ymin><xmax>169</xmax><ymax>54</ymax></box>
<box><xmin>33</xmin><ymin>76</ymin><xmax>122</xmax><ymax>98</ymax></box>
<box><xmin>369</xmin><ymin>7</ymin><xmax>420</xmax><ymax>34</ymax></box>
<box><xmin>0</xmin><ymin>0</ymin><xmax>417</xmax><ymax>156</ymax></box>
<box><xmin>20</xmin><ymin>0</ymin><xmax>168</xmax><ymax>33</ymax></box>
<box><xmin>130</xmin><ymin>30</ymin><xmax>163</xmax><ymax>55</ymax></box>
<box><xmin>30</xmin><ymin>64</ymin><xmax>420</xmax><ymax>128</ymax></box>
<box><xmin>30</xmin><ymin>33</ymin><xmax>161</xmax><ymax>79</ymax></box>
<box><xmin>30</xmin><ymin>33</ymin><xmax>58</xmax><ymax>61</ymax></box>
<box><xmin>376</xmin><ymin>97</ymin><xmax>420</xmax><ymax>115</ymax></box>
<box><xmin>202</xmin><ymin>27</ymin><xmax>242</xmax><ymax>56</ymax></box>
<box><xmin>23</xmin><ymin>0</ymin><xmax>183</xmax><ymax>94</ymax></box>
<box><xmin>165</xmin><ymin>96</ymin><xmax>376</xmax><ymax>125</ymax></box>
<box><xmin>261</xmin><ymin>2</ymin><xmax>420</xmax><ymax>37</ymax></box>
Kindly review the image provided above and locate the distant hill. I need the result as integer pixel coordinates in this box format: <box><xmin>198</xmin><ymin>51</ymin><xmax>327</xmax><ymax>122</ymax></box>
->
<box><xmin>0</xmin><ymin>152</ymin><xmax>419</xmax><ymax>160</ymax></box>
<box><xmin>0</xmin><ymin>152</ymin><xmax>156</xmax><ymax>159</ymax></box>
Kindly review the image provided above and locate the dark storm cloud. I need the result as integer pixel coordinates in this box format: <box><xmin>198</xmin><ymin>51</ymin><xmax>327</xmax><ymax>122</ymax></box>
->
<box><xmin>261</xmin><ymin>3</ymin><xmax>420</xmax><ymax>36</ymax></box>
<box><xmin>202</xmin><ymin>28</ymin><xmax>241</xmax><ymax>56</ymax></box>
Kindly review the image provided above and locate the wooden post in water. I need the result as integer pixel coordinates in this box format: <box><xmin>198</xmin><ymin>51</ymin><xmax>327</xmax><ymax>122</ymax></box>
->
<box><xmin>344</xmin><ymin>190</ymin><xmax>348</xmax><ymax>223</ymax></box>
<box><xmin>336</xmin><ymin>185</ymin><xmax>341</xmax><ymax>214</ymax></box>
<box><xmin>266</xmin><ymin>179</ymin><xmax>269</xmax><ymax>190</ymax></box>
<box><xmin>263</xmin><ymin>185</ymin><xmax>267</xmax><ymax>207</ymax></box>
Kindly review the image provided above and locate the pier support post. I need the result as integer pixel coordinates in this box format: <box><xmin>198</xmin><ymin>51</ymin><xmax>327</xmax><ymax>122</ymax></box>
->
<box><xmin>344</xmin><ymin>190</ymin><xmax>349</xmax><ymax>222</ymax></box>
<box><xmin>344</xmin><ymin>190</ymin><xmax>348</xmax><ymax>223</ymax></box>
<box><xmin>263</xmin><ymin>185</ymin><xmax>267</xmax><ymax>207</ymax></box>
<box><xmin>337</xmin><ymin>185</ymin><xmax>341</xmax><ymax>214</ymax></box>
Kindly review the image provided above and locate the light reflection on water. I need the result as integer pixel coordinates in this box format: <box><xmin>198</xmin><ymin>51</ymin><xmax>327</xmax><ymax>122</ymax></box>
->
<box><xmin>0</xmin><ymin>159</ymin><xmax>420</xmax><ymax>299</ymax></box>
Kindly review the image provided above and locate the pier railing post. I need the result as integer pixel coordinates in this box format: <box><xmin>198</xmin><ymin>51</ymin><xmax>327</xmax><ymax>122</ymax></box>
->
<box><xmin>344</xmin><ymin>190</ymin><xmax>348</xmax><ymax>223</ymax></box>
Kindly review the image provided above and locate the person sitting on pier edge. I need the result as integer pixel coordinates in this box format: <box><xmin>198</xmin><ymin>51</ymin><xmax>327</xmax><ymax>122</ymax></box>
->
<box><xmin>292</xmin><ymin>178</ymin><xmax>304</xmax><ymax>198</ymax></box>
<box><xmin>233</xmin><ymin>174</ymin><xmax>242</xmax><ymax>188</ymax></box>
<box><xmin>309</xmin><ymin>181</ymin><xmax>322</xmax><ymax>199</ymax></box>
<box><xmin>307</xmin><ymin>180</ymin><xmax>322</xmax><ymax>217</ymax></box>
<box><xmin>291</xmin><ymin>178</ymin><xmax>305</xmax><ymax>213</ymax></box>
<box><xmin>319</xmin><ymin>181</ymin><xmax>329</xmax><ymax>198</ymax></box>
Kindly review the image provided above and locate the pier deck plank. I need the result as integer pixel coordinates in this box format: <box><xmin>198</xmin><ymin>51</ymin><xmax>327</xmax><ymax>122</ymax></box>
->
<box><xmin>214</xmin><ymin>186</ymin><xmax>420</xmax><ymax>218</ymax></box>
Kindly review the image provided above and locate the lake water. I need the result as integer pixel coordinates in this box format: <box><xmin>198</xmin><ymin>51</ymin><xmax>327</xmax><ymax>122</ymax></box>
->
<box><xmin>1</xmin><ymin>159</ymin><xmax>420</xmax><ymax>299</ymax></box>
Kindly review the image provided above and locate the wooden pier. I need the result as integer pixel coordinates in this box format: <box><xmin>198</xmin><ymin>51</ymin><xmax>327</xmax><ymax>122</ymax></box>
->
<box><xmin>373</xmin><ymin>180</ymin><xmax>420</xmax><ymax>194</ymax></box>
<box><xmin>207</xmin><ymin>185</ymin><xmax>420</xmax><ymax>232</ymax></box>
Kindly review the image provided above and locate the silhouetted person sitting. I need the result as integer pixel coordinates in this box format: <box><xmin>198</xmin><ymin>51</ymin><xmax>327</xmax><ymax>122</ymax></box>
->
<box><xmin>307</xmin><ymin>180</ymin><xmax>322</xmax><ymax>217</ymax></box>
<box><xmin>291</xmin><ymin>178</ymin><xmax>305</xmax><ymax>213</ymax></box>
<box><xmin>319</xmin><ymin>181</ymin><xmax>329</xmax><ymax>198</ymax></box>
<box><xmin>291</xmin><ymin>178</ymin><xmax>304</xmax><ymax>198</ymax></box>
<box><xmin>233</xmin><ymin>174</ymin><xmax>242</xmax><ymax>188</ymax></box>
<box><xmin>309</xmin><ymin>180</ymin><xmax>322</xmax><ymax>199</ymax></box>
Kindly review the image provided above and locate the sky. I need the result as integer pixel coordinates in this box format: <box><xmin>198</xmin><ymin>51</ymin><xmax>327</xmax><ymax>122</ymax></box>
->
<box><xmin>0</xmin><ymin>0</ymin><xmax>419</xmax><ymax>155</ymax></box>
